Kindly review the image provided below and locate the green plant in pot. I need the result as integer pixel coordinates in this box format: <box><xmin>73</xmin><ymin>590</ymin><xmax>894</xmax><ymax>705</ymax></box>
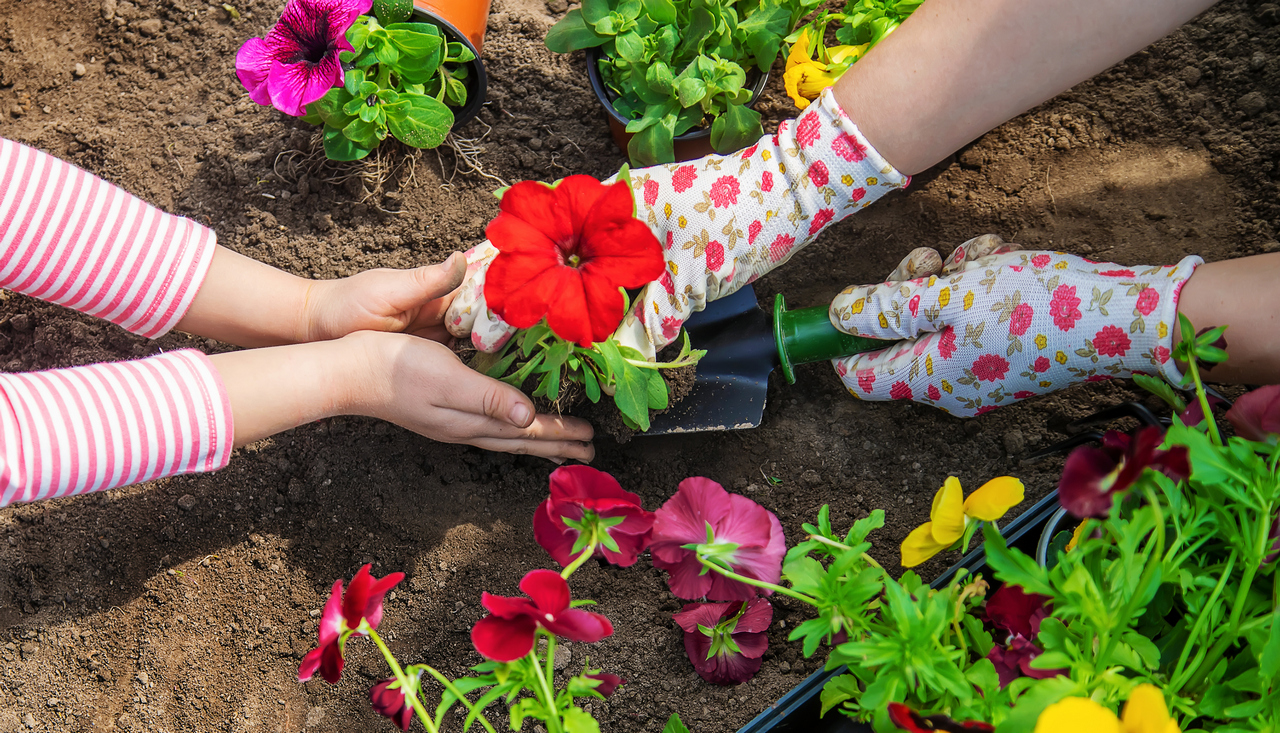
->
<box><xmin>545</xmin><ymin>0</ymin><xmax>822</xmax><ymax>166</ymax></box>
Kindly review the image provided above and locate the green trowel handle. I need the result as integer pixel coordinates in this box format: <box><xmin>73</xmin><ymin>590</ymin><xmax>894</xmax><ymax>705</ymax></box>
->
<box><xmin>773</xmin><ymin>293</ymin><xmax>892</xmax><ymax>385</ymax></box>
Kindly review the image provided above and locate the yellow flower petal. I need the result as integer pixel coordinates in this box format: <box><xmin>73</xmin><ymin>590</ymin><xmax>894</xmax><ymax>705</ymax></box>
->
<box><xmin>827</xmin><ymin>43</ymin><xmax>868</xmax><ymax>65</ymax></box>
<box><xmin>1121</xmin><ymin>684</ymin><xmax>1180</xmax><ymax>733</ymax></box>
<box><xmin>1065</xmin><ymin>519</ymin><xmax>1088</xmax><ymax>551</ymax></box>
<box><xmin>785</xmin><ymin>62</ymin><xmax>843</xmax><ymax>109</ymax></box>
<box><xmin>930</xmin><ymin>477</ymin><xmax>966</xmax><ymax>544</ymax></box>
<box><xmin>786</xmin><ymin>27</ymin><xmax>815</xmax><ymax>71</ymax></box>
<box><xmin>963</xmin><ymin>476</ymin><xmax>1024</xmax><ymax>522</ymax></box>
<box><xmin>1035</xmin><ymin>698</ymin><xmax>1121</xmax><ymax>733</ymax></box>
<box><xmin>900</xmin><ymin>522</ymin><xmax>948</xmax><ymax>567</ymax></box>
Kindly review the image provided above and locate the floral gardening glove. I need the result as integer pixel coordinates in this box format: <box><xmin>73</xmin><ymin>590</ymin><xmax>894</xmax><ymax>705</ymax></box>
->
<box><xmin>830</xmin><ymin>234</ymin><xmax>1203</xmax><ymax>416</ymax></box>
<box><xmin>447</xmin><ymin>87</ymin><xmax>909</xmax><ymax>357</ymax></box>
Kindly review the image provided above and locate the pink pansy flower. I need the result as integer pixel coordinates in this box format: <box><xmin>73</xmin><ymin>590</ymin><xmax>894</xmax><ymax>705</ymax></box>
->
<box><xmin>532</xmin><ymin>466</ymin><xmax>655</xmax><ymax>569</ymax></box>
<box><xmin>1031</xmin><ymin>254</ymin><xmax>1052</xmax><ymax>268</ymax></box>
<box><xmin>299</xmin><ymin>564</ymin><xmax>404</xmax><ymax>684</ymax></box>
<box><xmin>1093</xmin><ymin>325</ymin><xmax>1132</xmax><ymax>357</ymax></box>
<box><xmin>671</xmin><ymin>165</ymin><xmax>697</xmax><ymax>193</ymax></box>
<box><xmin>1227</xmin><ymin>385</ymin><xmax>1280</xmax><ymax>443</ymax></box>
<box><xmin>809</xmin><ymin>161</ymin><xmax>829</xmax><ymax>187</ymax></box>
<box><xmin>370</xmin><ymin>677</ymin><xmax>415</xmax><ymax>731</ymax></box>
<box><xmin>971</xmin><ymin>354</ymin><xmax>1010</xmax><ymax>382</ymax></box>
<box><xmin>857</xmin><ymin>369</ymin><xmax>876</xmax><ymax>393</ymax></box>
<box><xmin>795</xmin><ymin>112</ymin><xmax>821</xmax><ymax>147</ymax></box>
<box><xmin>1049</xmin><ymin>285</ymin><xmax>1082</xmax><ymax>331</ymax></box>
<box><xmin>748</xmin><ymin>220</ymin><xmax>763</xmax><ymax>244</ymax></box>
<box><xmin>808</xmin><ymin>208</ymin><xmax>834</xmax><ymax>236</ymax></box>
<box><xmin>650</xmin><ymin>478</ymin><xmax>786</xmax><ymax>601</ymax></box>
<box><xmin>643</xmin><ymin>179</ymin><xmax>659</xmax><ymax>207</ymax></box>
<box><xmin>705</xmin><ymin>240</ymin><xmax>725</xmax><ymax>271</ymax></box>
<box><xmin>674</xmin><ymin>598</ymin><xmax>772</xmax><ymax>685</ymax></box>
<box><xmin>831</xmin><ymin>132</ymin><xmax>867</xmax><ymax>162</ymax></box>
<box><xmin>236</xmin><ymin>0</ymin><xmax>370</xmax><ymax>117</ymax></box>
<box><xmin>1135</xmin><ymin>287</ymin><xmax>1160</xmax><ymax>316</ymax></box>
<box><xmin>1059</xmin><ymin>428</ymin><xmax>1189</xmax><ymax>518</ymax></box>
<box><xmin>768</xmin><ymin>234</ymin><xmax>796</xmax><ymax>263</ymax></box>
<box><xmin>471</xmin><ymin>570</ymin><xmax>613</xmax><ymax>662</ymax></box>
<box><xmin>938</xmin><ymin>326</ymin><xmax>957</xmax><ymax>359</ymax></box>
<box><xmin>708</xmin><ymin>176</ymin><xmax>740</xmax><ymax>207</ymax></box>
<box><xmin>890</xmin><ymin>381</ymin><xmax>913</xmax><ymax>400</ymax></box>
<box><xmin>1009</xmin><ymin>303</ymin><xmax>1033</xmax><ymax>336</ymax></box>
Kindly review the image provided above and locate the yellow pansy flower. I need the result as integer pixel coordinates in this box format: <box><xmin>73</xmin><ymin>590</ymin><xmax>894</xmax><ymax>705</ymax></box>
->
<box><xmin>938</xmin><ymin>287</ymin><xmax>951</xmax><ymax>307</ymax></box>
<box><xmin>900</xmin><ymin>476</ymin><xmax>1024</xmax><ymax>567</ymax></box>
<box><xmin>1034</xmin><ymin>684</ymin><xmax>1180</xmax><ymax>733</ymax></box>
<box><xmin>784</xmin><ymin>28</ymin><xmax>868</xmax><ymax>110</ymax></box>
<box><xmin>1035</xmin><ymin>334</ymin><xmax>1048</xmax><ymax>350</ymax></box>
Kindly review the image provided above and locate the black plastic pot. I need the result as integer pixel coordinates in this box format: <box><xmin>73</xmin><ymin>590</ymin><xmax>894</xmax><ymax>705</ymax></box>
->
<box><xmin>736</xmin><ymin>490</ymin><xmax>1064</xmax><ymax>733</ymax></box>
<box><xmin>586</xmin><ymin>46</ymin><xmax>771</xmax><ymax>163</ymax></box>
<box><xmin>410</xmin><ymin>6</ymin><xmax>488</xmax><ymax>130</ymax></box>
<box><xmin>1036</xmin><ymin>505</ymin><xmax>1073</xmax><ymax>569</ymax></box>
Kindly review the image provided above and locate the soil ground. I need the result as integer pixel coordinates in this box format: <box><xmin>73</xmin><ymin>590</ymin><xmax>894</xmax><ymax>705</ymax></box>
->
<box><xmin>0</xmin><ymin>0</ymin><xmax>1275</xmax><ymax>731</ymax></box>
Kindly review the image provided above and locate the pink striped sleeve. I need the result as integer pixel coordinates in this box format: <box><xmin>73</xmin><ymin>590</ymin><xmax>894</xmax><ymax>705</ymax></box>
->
<box><xmin>0</xmin><ymin>349</ymin><xmax>234</xmax><ymax>508</ymax></box>
<box><xmin>0</xmin><ymin>138</ymin><xmax>216</xmax><ymax>338</ymax></box>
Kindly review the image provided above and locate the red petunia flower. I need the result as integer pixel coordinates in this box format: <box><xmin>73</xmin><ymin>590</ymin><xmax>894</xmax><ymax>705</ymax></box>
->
<box><xmin>1227</xmin><ymin>385</ymin><xmax>1280</xmax><ymax>442</ymax></box>
<box><xmin>651</xmin><ymin>478</ymin><xmax>786</xmax><ymax>601</ymax></box>
<box><xmin>299</xmin><ymin>564</ymin><xmax>404</xmax><ymax>684</ymax></box>
<box><xmin>887</xmin><ymin>703</ymin><xmax>994</xmax><ymax>732</ymax></box>
<box><xmin>471</xmin><ymin>570</ymin><xmax>612</xmax><ymax>662</ymax></box>
<box><xmin>484</xmin><ymin>176</ymin><xmax>665</xmax><ymax>347</ymax></box>
<box><xmin>532</xmin><ymin>465</ymin><xmax>655</xmax><ymax>569</ymax></box>
<box><xmin>1049</xmin><ymin>285</ymin><xmax>1082</xmax><ymax>332</ymax></box>
<box><xmin>369</xmin><ymin>677</ymin><xmax>415</xmax><ymax>731</ymax></box>
<box><xmin>673</xmin><ymin>598</ymin><xmax>772</xmax><ymax>685</ymax></box>
<box><xmin>1094</xmin><ymin>325</ymin><xmax>1132</xmax><ymax>357</ymax></box>
<box><xmin>1059</xmin><ymin>427</ymin><xmax>1189</xmax><ymax>518</ymax></box>
<box><xmin>709</xmin><ymin>176</ymin><xmax>740</xmax><ymax>207</ymax></box>
<box><xmin>971</xmin><ymin>354</ymin><xmax>1010</xmax><ymax>382</ymax></box>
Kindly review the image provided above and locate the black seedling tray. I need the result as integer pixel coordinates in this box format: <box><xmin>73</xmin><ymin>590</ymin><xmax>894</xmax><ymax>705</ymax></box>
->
<box><xmin>736</xmin><ymin>490</ymin><xmax>1063</xmax><ymax>733</ymax></box>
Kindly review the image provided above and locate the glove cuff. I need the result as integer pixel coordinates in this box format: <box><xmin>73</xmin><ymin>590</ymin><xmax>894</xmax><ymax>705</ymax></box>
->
<box><xmin>1155</xmin><ymin>255</ymin><xmax>1206</xmax><ymax>386</ymax></box>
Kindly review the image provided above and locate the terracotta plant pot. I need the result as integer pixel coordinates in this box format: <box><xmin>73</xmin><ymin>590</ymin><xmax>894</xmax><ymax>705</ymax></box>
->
<box><xmin>411</xmin><ymin>0</ymin><xmax>491</xmax><ymax>129</ymax></box>
<box><xmin>586</xmin><ymin>46</ymin><xmax>771</xmax><ymax>163</ymax></box>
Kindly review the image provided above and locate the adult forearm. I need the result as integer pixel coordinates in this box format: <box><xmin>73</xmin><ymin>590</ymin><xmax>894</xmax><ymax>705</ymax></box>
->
<box><xmin>834</xmin><ymin>0</ymin><xmax>1218</xmax><ymax>174</ymax></box>
<box><xmin>176</xmin><ymin>245</ymin><xmax>312</xmax><ymax>347</ymax></box>
<box><xmin>1175</xmin><ymin>254</ymin><xmax>1280</xmax><ymax>385</ymax></box>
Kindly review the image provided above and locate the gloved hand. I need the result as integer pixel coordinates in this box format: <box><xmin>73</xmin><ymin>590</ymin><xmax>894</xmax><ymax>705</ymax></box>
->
<box><xmin>446</xmin><ymin>87</ymin><xmax>909</xmax><ymax>358</ymax></box>
<box><xmin>830</xmin><ymin>235</ymin><xmax>1202</xmax><ymax>416</ymax></box>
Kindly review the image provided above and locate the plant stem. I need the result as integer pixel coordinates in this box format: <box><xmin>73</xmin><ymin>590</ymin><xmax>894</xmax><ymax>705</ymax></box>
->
<box><xmin>526</xmin><ymin>649</ymin><xmax>563</xmax><ymax>733</ymax></box>
<box><xmin>416</xmin><ymin>664</ymin><xmax>499</xmax><ymax>733</ymax></box>
<box><xmin>369</xmin><ymin>629</ymin><xmax>438</xmax><ymax>733</ymax></box>
<box><xmin>696</xmin><ymin>556</ymin><xmax>819</xmax><ymax>606</ymax></box>
<box><xmin>1169</xmin><ymin>554</ymin><xmax>1235</xmax><ymax>690</ymax></box>
<box><xmin>1186</xmin><ymin>356</ymin><xmax>1223</xmax><ymax>446</ymax></box>
<box><xmin>560</xmin><ymin>541</ymin><xmax>598</xmax><ymax>580</ymax></box>
<box><xmin>807</xmin><ymin>534</ymin><xmax>883</xmax><ymax>569</ymax></box>
<box><xmin>1097</xmin><ymin>488</ymin><xmax>1165</xmax><ymax>671</ymax></box>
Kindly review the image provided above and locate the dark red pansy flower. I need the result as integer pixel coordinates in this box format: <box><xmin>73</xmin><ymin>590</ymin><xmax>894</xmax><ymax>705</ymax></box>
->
<box><xmin>984</xmin><ymin>584</ymin><xmax>1063</xmax><ymax>687</ymax></box>
<box><xmin>369</xmin><ymin>677</ymin><xmax>414</xmax><ymax>731</ymax></box>
<box><xmin>887</xmin><ymin>703</ymin><xmax>994</xmax><ymax>732</ymax></box>
<box><xmin>471</xmin><ymin>570</ymin><xmax>612</xmax><ymax>662</ymax></box>
<box><xmin>1178</xmin><ymin>393</ymin><xmax>1228</xmax><ymax>427</ymax></box>
<box><xmin>299</xmin><ymin>564</ymin><xmax>404</xmax><ymax>684</ymax></box>
<box><xmin>532</xmin><ymin>466</ymin><xmax>655</xmax><ymax>568</ymax></box>
<box><xmin>484</xmin><ymin>176</ymin><xmax>665</xmax><ymax>347</ymax></box>
<box><xmin>1227</xmin><ymin>385</ymin><xmax>1280</xmax><ymax>443</ymax></box>
<box><xmin>650</xmin><ymin>478</ymin><xmax>785</xmax><ymax>601</ymax></box>
<box><xmin>1058</xmin><ymin>427</ymin><xmax>1189</xmax><ymax>518</ymax></box>
<box><xmin>585</xmin><ymin>672</ymin><xmax>624</xmax><ymax>697</ymax></box>
<box><xmin>673</xmin><ymin>598</ymin><xmax>772</xmax><ymax>685</ymax></box>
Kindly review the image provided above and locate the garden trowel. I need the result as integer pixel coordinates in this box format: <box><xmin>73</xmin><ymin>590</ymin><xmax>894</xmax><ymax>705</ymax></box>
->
<box><xmin>645</xmin><ymin>285</ymin><xmax>891</xmax><ymax>435</ymax></box>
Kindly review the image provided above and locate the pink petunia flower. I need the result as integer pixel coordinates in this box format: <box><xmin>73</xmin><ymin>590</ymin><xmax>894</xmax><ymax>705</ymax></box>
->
<box><xmin>708</xmin><ymin>176</ymin><xmax>740</xmax><ymax>207</ymax></box>
<box><xmin>650</xmin><ymin>478</ymin><xmax>785</xmax><ymax>601</ymax></box>
<box><xmin>971</xmin><ymin>354</ymin><xmax>1011</xmax><ymax>382</ymax></box>
<box><xmin>1093</xmin><ymin>325</ymin><xmax>1132</xmax><ymax>357</ymax></box>
<box><xmin>236</xmin><ymin>0</ymin><xmax>371</xmax><ymax>117</ymax></box>
<box><xmin>299</xmin><ymin>564</ymin><xmax>404</xmax><ymax>684</ymax></box>
<box><xmin>671</xmin><ymin>165</ymin><xmax>698</xmax><ymax>193</ymax></box>
<box><xmin>1009</xmin><ymin>303</ymin><xmax>1033</xmax><ymax>336</ymax></box>
<box><xmin>532</xmin><ymin>466</ymin><xmax>655</xmax><ymax>569</ymax></box>
<box><xmin>1048</xmin><ymin>285</ymin><xmax>1082</xmax><ymax>332</ymax></box>
<box><xmin>471</xmin><ymin>570</ymin><xmax>613</xmax><ymax>662</ymax></box>
<box><xmin>673</xmin><ymin>599</ymin><xmax>772</xmax><ymax>685</ymax></box>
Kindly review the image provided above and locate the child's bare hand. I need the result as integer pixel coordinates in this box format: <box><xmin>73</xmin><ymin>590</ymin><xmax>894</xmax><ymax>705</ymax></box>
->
<box><xmin>304</xmin><ymin>252</ymin><xmax>466</xmax><ymax>343</ymax></box>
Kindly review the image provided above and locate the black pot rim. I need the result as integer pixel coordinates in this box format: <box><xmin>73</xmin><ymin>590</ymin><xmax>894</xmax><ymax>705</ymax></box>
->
<box><xmin>411</xmin><ymin>7</ymin><xmax>488</xmax><ymax>130</ymax></box>
<box><xmin>585</xmin><ymin>46</ymin><xmax>770</xmax><ymax>143</ymax></box>
<box><xmin>1036</xmin><ymin>505</ymin><xmax>1072</xmax><ymax>568</ymax></box>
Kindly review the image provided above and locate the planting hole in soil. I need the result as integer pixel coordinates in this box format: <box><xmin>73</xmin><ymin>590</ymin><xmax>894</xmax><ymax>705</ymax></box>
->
<box><xmin>2</xmin><ymin>0</ymin><xmax>1280</xmax><ymax>731</ymax></box>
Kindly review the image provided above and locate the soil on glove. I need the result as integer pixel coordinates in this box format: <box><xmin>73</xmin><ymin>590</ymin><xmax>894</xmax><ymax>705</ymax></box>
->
<box><xmin>0</xmin><ymin>0</ymin><xmax>1274</xmax><ymax>731</ymax></box>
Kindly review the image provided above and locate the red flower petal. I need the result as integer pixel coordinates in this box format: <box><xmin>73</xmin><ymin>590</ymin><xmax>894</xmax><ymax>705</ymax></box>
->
<box><xmin>735</xmin><ymin>597</ymin><xmax>774</xmax><ymax>635</ymax></box>
<box><xmin>585</xmin><ymin>672</ymin><xmax>624</xmax><ymax>697</ymax></box>
<box><xmin>520</xmin><ymin>569</ymin><xmax>572</xmax><ymax>613</ymax></box>
<box><xmin>672</xmin><ymin>602</ymin><xmax>732</xmax><ymax>632</ymax></box>
<box><xmin>1058</xmin><ymin>445</ymin><xmax>1120</xmax><ymax>518</ymax></box>
<box><xmin>480</xmin><ymin>591</ymin><xmax>538</xmax><ymax>619</ymax></box>
<box><xmin>542</xmin><ymin>607</ymin><xmax>614</xmax><ymax>643</ymax></box>
<box><xmin>532</xmin><ymin>499</ymin><xmax>578</xmax><ymax>567</ymax></box>
<box><xmin>471</xmin><ymin>613</ymin><xmax>538</xmax><ymax>662</ymax></box>
<box><xmin>986</xmin><ymin>584</ymin><xmax>1050</xmax><ymax>639</ymax></box>
<box><xmin>1227</xmin><ymin>384</ymin><xmax>1280</xmax><ymax>442</ymax></box>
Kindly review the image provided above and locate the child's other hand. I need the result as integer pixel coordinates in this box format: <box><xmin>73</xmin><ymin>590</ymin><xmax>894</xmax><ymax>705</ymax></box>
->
<box><xmin>303</xmin><ymin>253</ymin><xmax>467</xmax><ymax>343</ymax></box>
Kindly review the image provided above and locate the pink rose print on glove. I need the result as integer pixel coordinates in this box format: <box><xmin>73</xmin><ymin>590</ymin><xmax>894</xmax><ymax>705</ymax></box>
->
<box><xmin>709</xmin><ymin>176</ymin><xmax>740</xmax><ymax>207</ymax></box>
<box><xmin>1033</xmin><ymin>356</ymin><xmax>1051</xmax><ymax>373</ymax></box>
<box><xmin>857</xmin><ymin>369</ymin><xmax>875</xmax><ymax>393</ymax></box>
<box><xmin>809</xmin><ymin>161</ymin><xmax>829</xmax><ymax>187</ymax></box>
<box><xmin>1014</xmin><ymin>390</ymin><xmax>1036</xmax><ymax>399</ymax></box>
<box><xmin>796</xmin><ymin>113</ymin><xmax>821</xmax><ymax>148</ymax></box>
<box><xmin>1086</xmin><ymin>374</ymin><xmax>1114</xmax><ymax>382</ymax></box>
<box><xmin>850</xmin><ymin>187</ymin><xmax>866</xmax><ymax>203</ymax></box>
<box><xmin>768</xmin><ymin>234</ymin><xmax>796</xmax><ymax>263</ymax></box>
<box><xmin>909</xmin><ymin>294</ymin><xmax>921</xmax><ymax>317</ymax></box>
<box><xmin>665</xmin><ymin>231</ymin><xmax>674</xmax><ymax>250</ymax></box>
<box><xmin>1049</xmin><ymin>285</ymin><xmax>1083</xmax><ymax>332</ymax></box>
<box><xmin>1009</xmin><ymin>303</ymin><xmax>1034</xmax><ymax>336</ymax></box>
<box><xmin>1031</xmin><ymin>254</ymin><xmax>1051</xmax><ymax>268</ymax></box>
<box><xmin>808</xmin><ymin>208</ymin><xmax>834</xmax><ymax>236</ymax></box>
<box><xmin>661</xmin><ymin>317</ymin><xmax>682</xmax><ymax>341</ymax></box>
<box><xmin>705</xmin><ymin>240</ymin><xmax>725</xmax><ymax>271</ymax></box>
<box><xmin>740</xmin><ymin>144</ymin><xmax>758</xmax><ymax>159</ymax></box>
<box><xmin>890</xmin><ymin>381</ymin><xmax>913</xmax><ymax>400</ymax></box>
<box><xmin>938</xmin><ymin>326</ymin><xmax>957</xmax><ymax>360</ymax></box>
<box><xmin>1135</xmin><ymin>288</ymin><xmax>1160</xmax><ymax>316</ymax></box>
<box><xmin>975</xmin><ymin>405</ymin><xmax>999</xmax><ymax>416</ymax></box>
<box><xmin>660</xmin><ymin>271</ymin><xmax>675</xmax><ymax>295</ymax></box>
<box><xmin>748</xmin><ymin>220</ymin><xmax>762</xmax><ymax>244</ymax></box>
<box><xmin>644</xmin><ymin>179</ymin><xmax>659</xmax><ymax>207</ymax></box>
<box><xmin>927</xmin><ymin>384</ymin><xmax>941</xmax><ymax>400</ymax></box>
<box><xmin>672</xmin><ymin>166</ymin><xmax>697</xmax><ymax>193</ymax></box>
<box><xmin>761</xmin><ymin>170</ymin><xmax>773</xmax><ymax>193</ymax></box>
<box><xmin>1099</xmin><ymin>269</ymin><xmax>1136</xmax><ymax>278</ymax></box>
<box><xmin>831</xmin><ymin>132</ymin><xmax>867</xmax><ymax>162</ymax></box>
<box><xmin>1155</xmin><ymin>345</ymin><xmax>1170</xmax><ymax>364</ymax></box>
<box><xmin>972</xmin><ymin>354</ymin><xmax>1011</xmax><ymax>382</ymax></box>
<box><xmin>835</xmin><ymin>361</ymin><xmax>848</xmax><ymax>377</ymax></box>
<box><xmin>1094</xmin><ymin>325</ymin><xmax>1132</xmax><ymax>357</ymax></box>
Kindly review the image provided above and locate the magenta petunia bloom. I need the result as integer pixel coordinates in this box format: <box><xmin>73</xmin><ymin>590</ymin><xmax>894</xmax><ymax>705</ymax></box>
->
<box><xmin>1058</xmin><ymin>427</ymin><xmax>1190</xmax><ymax>518</ymax></box>
<box><xmin>299</xmin><ymin>564</ymin><xmax>404</xmax><ymax>684</ymax></box>
<box><xmin>984</xmin><ymin>584</ymin><xmax>1063</xmax><ymax>687</ymax></box>
<box><xmin>369</xmin><ymin>677</ymin><xmax>414</xmax><ymax>731</ymax></box>
<box><xmin>673</xmin><ymin>598</ymin><xmax>772</xmax><ymax>685</ymax></box>
<box><xmin>650</xmin><ymin>478</ymin><xmax>785</xmax><ymax>601</ymax></box>
<box><xmin>470</xmin><ymin>570</ymin><xmax>613</xmax><ymax>662</ymax></box>
<box><xmin>1227</xmin><ymin>385</ymin><xmax>1280</xmax><ymax>443</ymax></box>
<box><xmin>532</xmin><ymin>466</ymin><xmax>655</xmax><ymax>569</ymax></box>
<box><xmin>236</xmin><ymin>0</ymin><xmax>371</xmax><ymax>117</ymax></box>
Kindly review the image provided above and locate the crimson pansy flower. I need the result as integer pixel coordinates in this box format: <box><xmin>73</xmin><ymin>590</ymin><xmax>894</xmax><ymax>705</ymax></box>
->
<box><xmin>533</xmin><ymin>466</ymin><xmax>655</xmax><ymax>568</ymax></box>
<box><xmin>236</xmin><ymin>0</ymin><xmax>370</xmax><ymax>117</ymax></box>
<box><xmin>984</xmin><ymin>584</ymin><xmax>1064</xmax><ymax>687</ymax></box>
<box><xmin>1058</xmin><ymin>427</ymin><xmax>1189</xmax><ymax>518</ymax></box>
<box><xmin>471</xmin><ymin>569</ymin><xmax>613</xmax><ymax>662</ymax></box>
<box><xmin>299</xmin><ymin>564</ymin><xmax>404</xmax><ymax>684</ymax></box>
<box><xmin>887</xmin><ymin>703</ymin><xmax>994</xmax><ymax>732</ymax></box>
<box><xmin>673</xmin><ymin>598</ymin><xmax>772</xmax><ymax>685</ymax></box>
<box><xmin>484</xmin><ymin>176</ymin><xmax>665</xmax><ymax>347</ymax></box>
<box><xmin>369</xmin><ymin>676</ymin><xmax>416</xmax><ymax>731</ymax></box>
<box><xmin>1227</xmin><ymin>385</ymin><xmax>1280</xmax><ymax>443</ymax></box>
<box><xmin>650</xmin><ymin>478</ymin><xmax>786</xmax><ymax>601</ymax></box>
<box><xmin>585</xmin><ymin>672</ymin><xmax>624</xmax><ymax>697</ymax></box>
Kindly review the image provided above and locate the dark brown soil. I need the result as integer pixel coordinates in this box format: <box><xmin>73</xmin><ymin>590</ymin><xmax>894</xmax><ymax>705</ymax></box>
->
<box><xmin>0</xmin><ymin>0</ymin><xmax>1273</xmax><ymax>731</ymax></box>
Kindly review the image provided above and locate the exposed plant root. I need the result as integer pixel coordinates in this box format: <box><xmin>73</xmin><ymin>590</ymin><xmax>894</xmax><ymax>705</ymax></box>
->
<box><xmin>272</xmin><ymin>133</ymin><xmax>421</xmax><ymax>214</ymax></box>
<box><xmin>434</xmin><ymin>119</ymin><xmax>510</xmax><ymax>189</ymax></box>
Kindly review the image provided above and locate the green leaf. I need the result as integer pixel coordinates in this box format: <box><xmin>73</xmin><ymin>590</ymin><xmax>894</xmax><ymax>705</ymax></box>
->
<box><xmin>819</xmin><ymin>673</ymin><xmax>862</xmax><ymax>716</ymax></box>
<box><xmin>1260</xmin><ymin>609</ymin><xmax>1280</xmax><ymax>679</ymax></box>
<box><xmin>710</xmin><ymin>102</ymin><xmax>762</xmax><ymax>155</ymax></box>
<box><xmin>627</xmin><ymin>112</ymin><xmax>676</xmax><ymax>166</ymax></box>
<box><xmin>385</xmin><ymin>24</ymin><xmax>445</xmax><ymax>59</ymax></box>
<box><xmin>446</xmin><ymin>41</ymin><xmax>476</xmax><ymax>64</ymax></box>
<box><xmin>646</xmin><ymin>369</ymin><xmax>669</xmax><ymax>410</ymax></box>
<box><xmin>675</xmin><ymin>76</ymin><xmax>709</xmax><ymax>107</ymax></box>
<box><xmin>563</xmin><ymin>706</ymin><xmax>600</xmax><ymax>733</ymax></box>
<box><xmin>343</xmin><ymin>116</ymin><xmax>382</xmax><ymax>145</ymax></box>
<box><xmin>661</xmin><ymin>713</ymin><xmax>690</xmax><ymax>733</ymax></box>
<box><xmin>344</xmin><ymin>67</ymin><xmax>367</xmax><ymax>97</ymax></box>
<box><xmin>386</xmin><ymin>92</ymin><xmax>454</xmax><ymax>148</ymax></box>
<box><xmin>372</xmin><ymin>37</ymin><xmax>401</xmax><ymax>65</ymax></box>
<box><xmin>581</xmin><ymin>363</ymin><xmax>602</xmax><ymax>402</ymax></box>
<box><xmin>580</xmin><ymin>0</ymin><xmax>610</xmax><ymax>24</ymax></box>
<box><xmin>982</xmin><ymin>523</ymin><xmax>1054</xmax><ymax>596</ymax></box>
<box><xmin>615</xmin><ymin>30</ymin><xmax>645</xmax><ymax>63</ymax></box>
<box><xmin>642</xmin><ymin>0</ymin><xmax>676</xmax><ymax>24</ymax></box>
<box><xmin>346</xmin><ymin>17</ymin><xmax>372</xmax><ymax>55</ymax></box>
<box><xmin>598</xmin><ymin>340</ymin><xmax>651</xmax><ymax>431</ymax></box>
<box><xmin>372</xmin><ymin>0</ymin><xmax>412</xmax><ymax>24</ymax></box>
<box><xmin>323</xmin><ymin>127</ymin><xmax>374</xmax><ymax>161</ymax></box>
<box><xmin>545</xmin><ymin>9</ymin><xmax>609</xmax><ymax>53</ymax></box>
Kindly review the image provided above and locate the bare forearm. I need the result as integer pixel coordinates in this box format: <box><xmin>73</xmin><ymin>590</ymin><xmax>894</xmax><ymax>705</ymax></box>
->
<box><xmin>176</xmin><ymin>245</ymin><xmax>312</xmax><ymax>347</ymax></box>
<box><xmin>834</xmin><ymin>0</ymin><xmax>1218</xmax><ymax>174</ymax></box>
<box><xmin>1175</xmin><ymin>254</ymin><xmax>1280</xmax><ymax>384</ymax></box>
